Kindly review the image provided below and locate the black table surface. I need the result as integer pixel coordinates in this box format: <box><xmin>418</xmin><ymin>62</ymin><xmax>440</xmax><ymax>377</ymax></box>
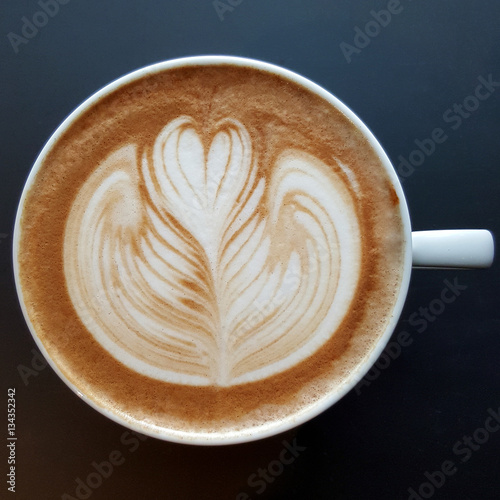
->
<box><xmin>1</xmin><ymin>1</ymin><xmax>499</xmax><ymax>499</ymax></box>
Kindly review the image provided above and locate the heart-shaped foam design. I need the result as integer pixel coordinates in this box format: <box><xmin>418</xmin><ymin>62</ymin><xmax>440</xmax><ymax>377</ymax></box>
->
<box><xmin>64</xmin><ymin>117</ymin><xmax>361</xmax><ymax>386</ymax></box>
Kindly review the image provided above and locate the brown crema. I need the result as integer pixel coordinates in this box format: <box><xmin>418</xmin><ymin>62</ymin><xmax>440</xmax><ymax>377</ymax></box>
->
<box><xmin>17</xmin><ymin>64</ymin><xmax>406</xmax><ymax>438</ymax></box>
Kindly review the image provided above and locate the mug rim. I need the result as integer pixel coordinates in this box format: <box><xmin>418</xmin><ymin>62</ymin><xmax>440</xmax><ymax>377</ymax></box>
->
<box><xmin>13</xmin><ymin>55</ymin><xmax>412</xmax><ymax>445</ymax></box>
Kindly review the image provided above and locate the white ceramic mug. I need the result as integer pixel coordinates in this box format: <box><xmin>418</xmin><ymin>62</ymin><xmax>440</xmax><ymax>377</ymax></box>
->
<box><xmin>13</xmin><ymin>56</ymin><xmax>494</xmax><ymax>445</ymax></box>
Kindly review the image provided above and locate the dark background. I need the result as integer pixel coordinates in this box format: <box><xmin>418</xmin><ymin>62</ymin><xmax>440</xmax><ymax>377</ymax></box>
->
<box><xmin>1</xmin><ymin>1</ymin><xmax>499</xmax><ymax>499</ymax></box>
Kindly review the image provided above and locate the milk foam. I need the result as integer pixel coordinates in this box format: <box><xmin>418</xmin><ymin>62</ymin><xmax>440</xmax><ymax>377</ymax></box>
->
<box><xmin>63</xmin><ymin>116</ymin><xmax>361</xmax><ymax>386</ymax></box>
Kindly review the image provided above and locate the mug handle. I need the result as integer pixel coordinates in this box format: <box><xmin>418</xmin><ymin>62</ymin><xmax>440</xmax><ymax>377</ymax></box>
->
<box><xmin>412</xmin><ymin>230</ymin><xmax>494</xmax><ymax>269</ymax></box>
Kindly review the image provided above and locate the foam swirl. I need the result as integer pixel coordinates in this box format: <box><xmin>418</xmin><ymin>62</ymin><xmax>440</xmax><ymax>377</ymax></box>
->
<box><xmin>63</xmin><ymin>117</ymin><xmax>361</xmax><ymax>386</ymax></box>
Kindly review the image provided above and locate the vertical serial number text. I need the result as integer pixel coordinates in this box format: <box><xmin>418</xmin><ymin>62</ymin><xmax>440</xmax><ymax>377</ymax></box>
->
<box><xmin>7</xmin><ymin>388</ymin><xmax>16</xmax><ymax>493</ymax></box>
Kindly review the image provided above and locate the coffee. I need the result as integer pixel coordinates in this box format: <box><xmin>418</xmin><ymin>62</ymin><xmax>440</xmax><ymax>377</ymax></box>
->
<box><xmin>16</xmin><ymin>63</ymin><xmax>405</xmax><ymax>440</ymax></box>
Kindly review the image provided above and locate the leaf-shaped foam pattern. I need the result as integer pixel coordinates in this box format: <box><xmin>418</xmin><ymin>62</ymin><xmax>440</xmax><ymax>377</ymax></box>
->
<box><xmin>64</xmin><ymin>118</ymin><xmax>361</xmax><ymax>386</ymax></box>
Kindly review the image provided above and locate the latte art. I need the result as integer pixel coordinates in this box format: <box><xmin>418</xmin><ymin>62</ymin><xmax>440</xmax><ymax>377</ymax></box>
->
<box><xmin>17</xmin><ymin>63</ymin><xmax>406</xmax><ymax>438</ymax></box>
<box><xmin>64</xmin><ymin>116</ymin><xmax>361</xmax><ymax>386</ymax></box>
